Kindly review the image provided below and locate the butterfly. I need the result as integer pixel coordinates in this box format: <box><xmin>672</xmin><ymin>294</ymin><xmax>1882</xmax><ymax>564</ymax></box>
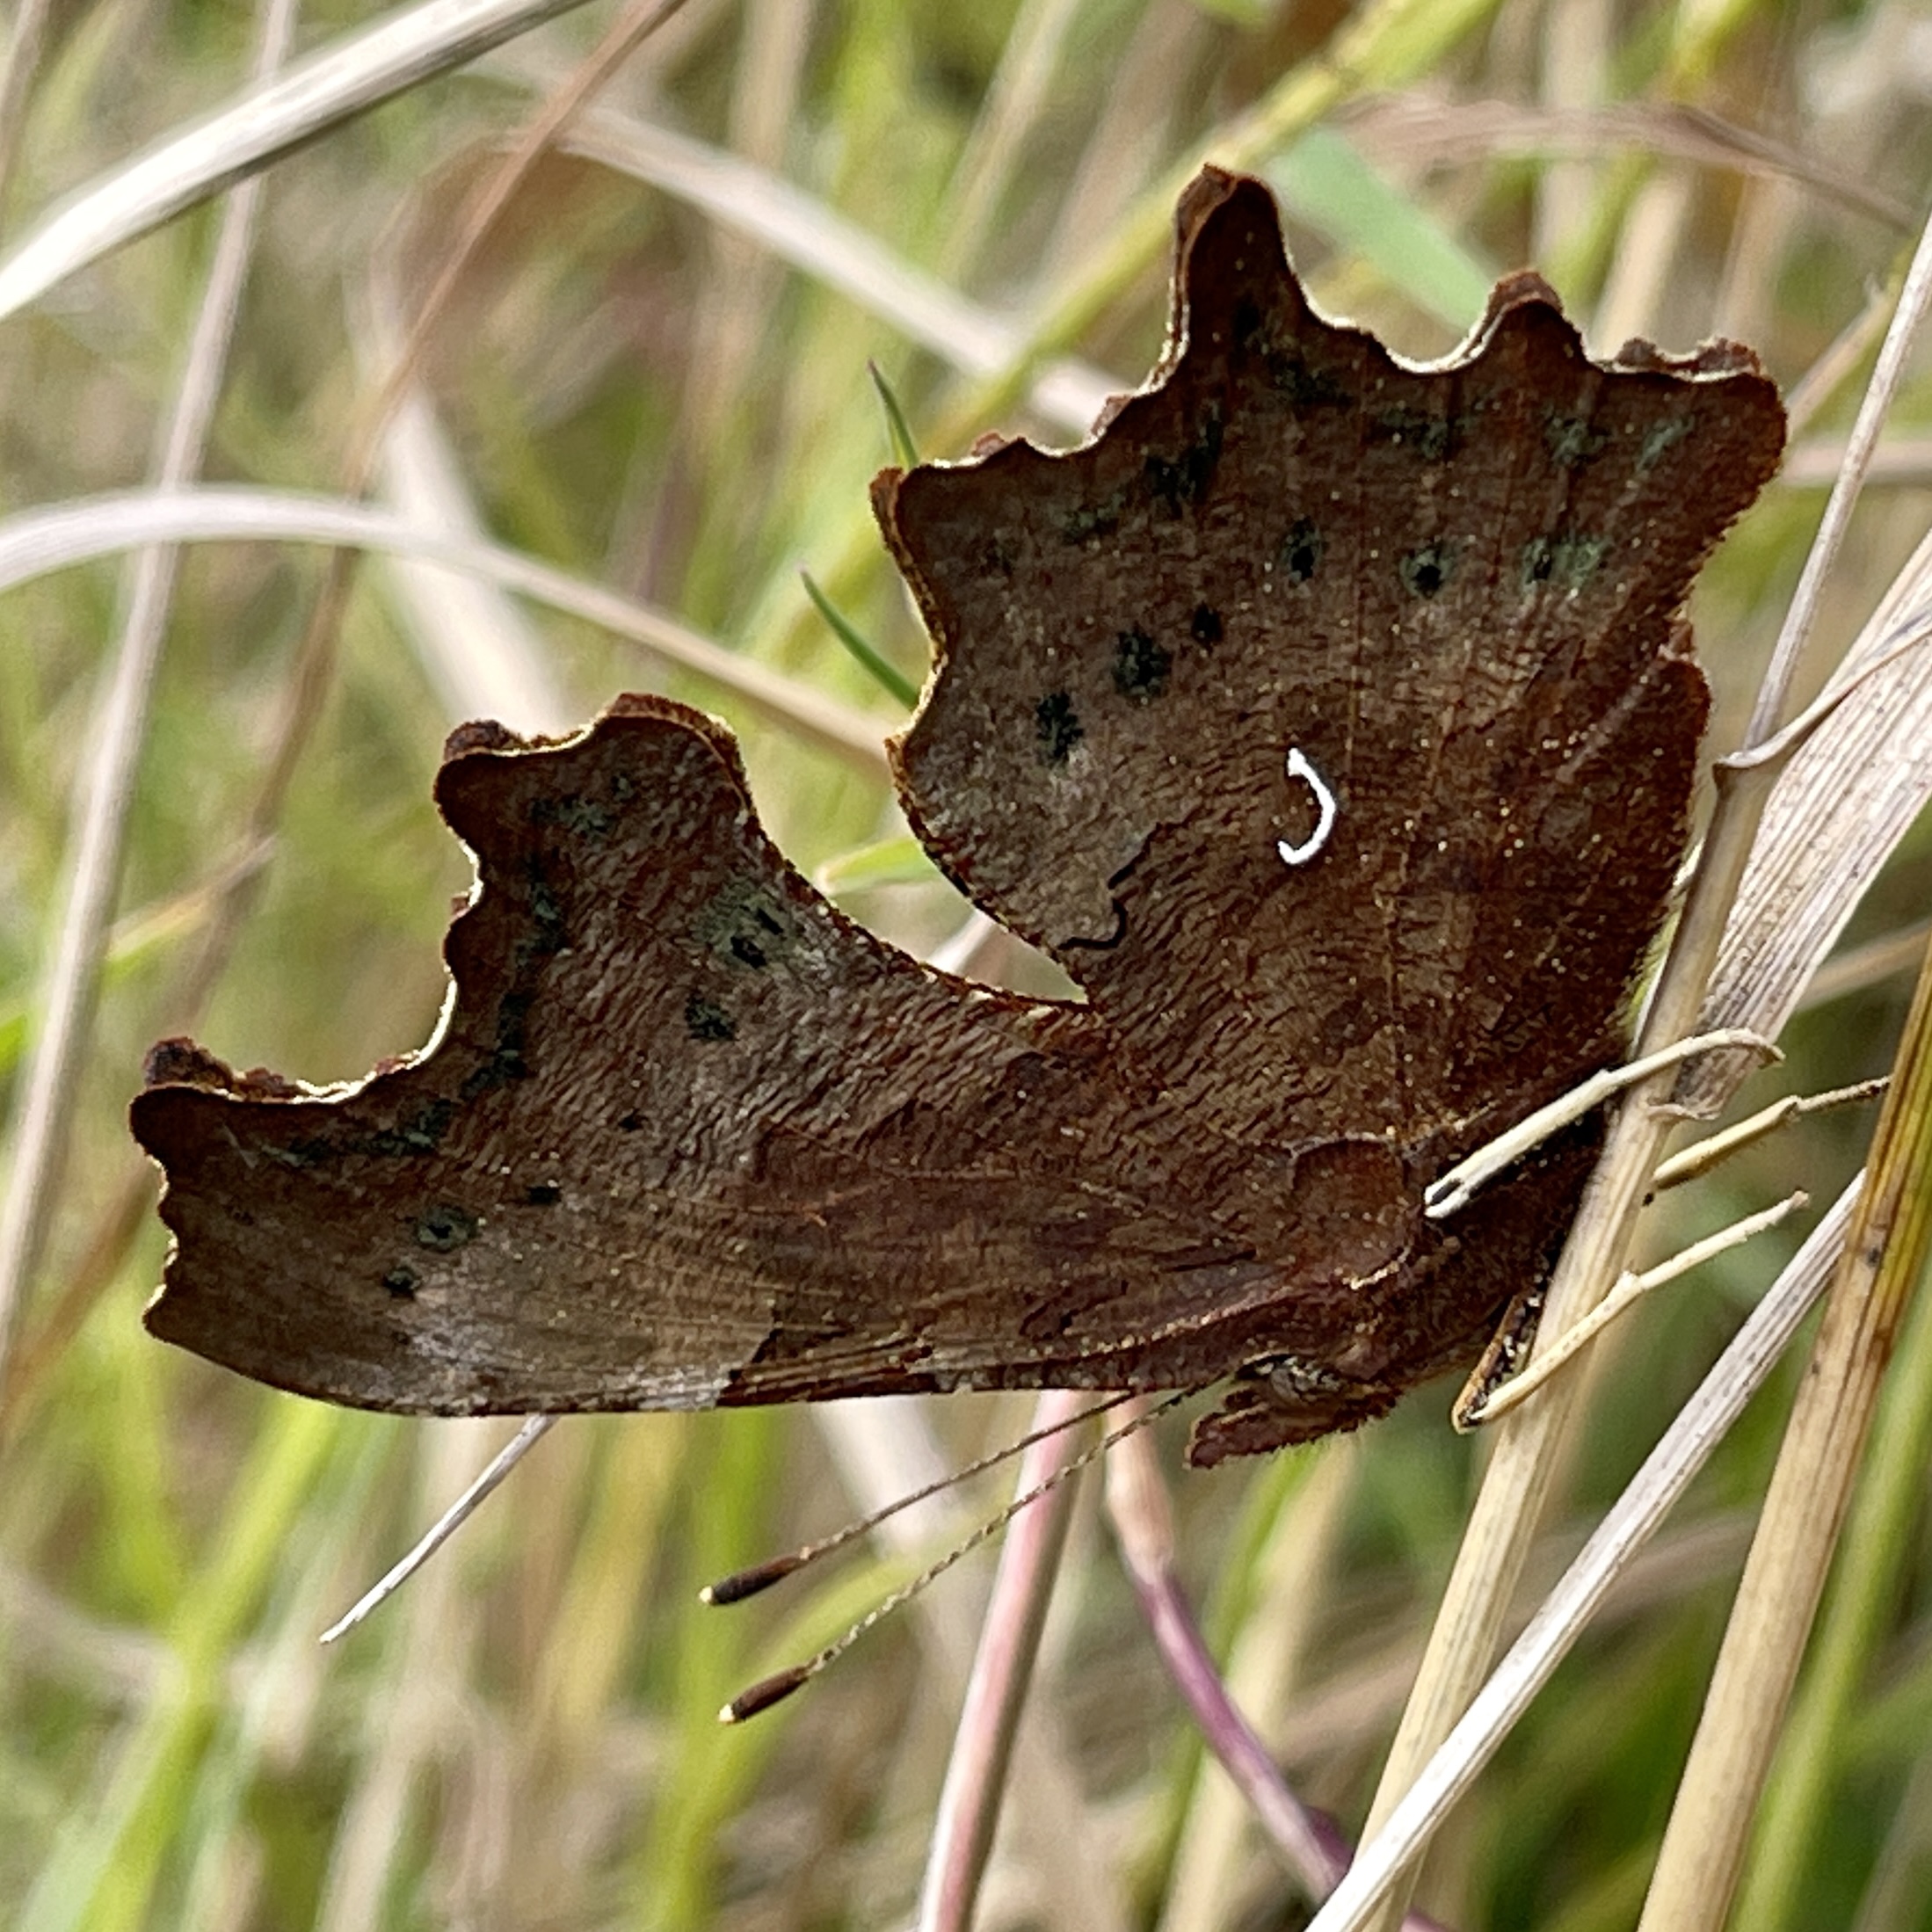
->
<box><xmin>132</xmin><ymin>169</ymin><xmax>1785</xmax><ymax>1464</ymax></box>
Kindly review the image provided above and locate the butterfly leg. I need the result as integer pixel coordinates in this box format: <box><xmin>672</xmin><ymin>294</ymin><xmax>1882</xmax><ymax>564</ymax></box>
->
<box><xmin>1451</xmin><ymin>1191</ymin><xmax>1807</xmax><ymax>1428</ymax></box>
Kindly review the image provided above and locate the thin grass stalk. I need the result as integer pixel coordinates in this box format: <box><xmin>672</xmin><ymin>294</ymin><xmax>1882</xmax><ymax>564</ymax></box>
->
<box><xmin>1545</xmin><ymin>0</ymin><xmax>1768</xmax><ymax>298</ymax></box>
<box><xmin>1636</xmin><ymin>929</ymin><xmax>1932</xmax><ymax>1928</ymax></box>
<box><xmin>1035</xmin><ymin>0</ymin><xmax>1205</xmax><ymax>288</ymax></box>
<box><xmin>1355</xmin><ymin>187</ymin><xmax>1932</xmax><ymax>1930</ymax></box>
<box><xmin>917</xmin><ymin>1390</ymin><xmax>1090</xmax><ymax>1932</ymax></box>
<box><xmin>1528</xmin><ymin>0</ymin><xmax>1609</xmax><ymax>265</ymax></box>
<box><xmin>314</xmin><ymin>1422</ymin><xmax>505</xmax><ymax>1932</ymax></box>
<box><xmin>1745</xmin><ymin>301</ymin><xmax>1932</xmax><ymax>750</ymax></box>
<box><xmin>0</xmin><ymin>0</ymin><xmax>295</xmax><ymax>1405</ymax></box>
<box><xmin>934</xmin><ymin>0</ymin><xmax>1079</xmax><ymax>281</ymax></box>
<box><xmin>348</xmin><ymin>0</ymin><xmax>694</xmax><ymax>488</ymax></box>
<box><xmin>1591</xmin><ymin>167</ymin><xmax>1695</xmax><ymax>348</ymax></box>
<box><xmin>1333</xmin><ymin>99</ymin><xmax>1917</xmax><ymax>241</ymax></box>
<box><xmin>1729</xmin><ymin>1206</ymin><xmax>1932</xmax><ymax>1929</ymax></box>
<box><xmin>662</xmin><ymin>0</ymin><xmax>808</xmax><ymax>507</ymax></box>
<box><xmin>173</xmin><ymin>1425</ymin><xmax>396</xmax><ymax>1924</ymax></box>
<box><xmin>0</xmin><ymin>490</ymin><xmax>890</xmax><ymax>770</ymax></box>
<box><xmin>0</xmin><ymin>0</ymin><xmax>608</xmax><ymax>321</ymax></box>
<box><xmin>632</xmin><ymin>1412</ymin><xmax>783</xmax><ymax>1930</ymax></box>
<box><xmin>543</xmin><ymin>107</ymin><xmax>1116</xmax><ymax>438</ymax></box>
<box><xmin>359</xmin><ymin>237</ymin><xmax>577</xmax><ymax>736</ymax></box>
<box><xmin>245</xmin><ymin>0</ymin><xmax>694</xmax><ymax>818</ymax></box>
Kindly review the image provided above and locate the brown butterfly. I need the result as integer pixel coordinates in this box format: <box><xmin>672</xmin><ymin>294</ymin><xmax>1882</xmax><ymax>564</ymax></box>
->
<box><xmin>132</xmin><ymin>170</ymin><xmax>1784</xmax><ymax>1464</ymax></box>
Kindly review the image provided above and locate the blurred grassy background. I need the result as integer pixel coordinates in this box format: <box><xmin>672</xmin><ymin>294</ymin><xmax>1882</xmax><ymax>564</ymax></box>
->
<box><xmin>3</xmin><ymin>1</ymin><xmax>1931</xmax><ymax>1928</ymax></box>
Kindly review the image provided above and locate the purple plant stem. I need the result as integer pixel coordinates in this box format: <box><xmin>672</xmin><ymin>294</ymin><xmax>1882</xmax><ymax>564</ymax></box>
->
<box><xmin>1106</xmin><ymin>1425</ymin><xmax>1449</xmax><ymax>1932</ymax></box>
<box><xmin>915</xmin><ymin>1389</ymin><xmax>1091</xmax><ymax>1932</ymax></box>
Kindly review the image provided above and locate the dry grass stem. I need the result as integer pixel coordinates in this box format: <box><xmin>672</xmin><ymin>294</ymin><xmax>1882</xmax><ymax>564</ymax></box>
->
<box><xmin>550</xmin><ymin>108</ymin><xmax>1122</xmax><ymax>433</ymax></box>
<box><xmin>0</xmin><ymin>487</ymin><xmax>890</xmax><ymax>768</ymax></box>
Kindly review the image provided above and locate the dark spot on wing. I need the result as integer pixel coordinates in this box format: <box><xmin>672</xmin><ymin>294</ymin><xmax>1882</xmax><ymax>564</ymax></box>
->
<box><xmin>462</xmin><ymin>991</ymin><xmax>534</xmax><ymax>1098</ymax></box>
<box><xmin>1113</xmin><ymin>627</ymin><xmax>1173</xmax><ymax>702</ymax></box>
<box><xmin>414</xmin><ymin>1203</ymin><xmax>480</xmax><ymax>1252</ymax></box>
<box><xmin>1399</xmin><ymin>541</ymin><xmax>1456</xmax><ymax>599</ymax></box>
<box><xmin>1060</xmin><ymin>493</ymin><xmax>1127</xmax><ymax>545</ymax></box>
<box><xmin>531</xmin><ymin>794</ymin><xmax>614</xmax><ymax>839</ymax></box>
<box><xmin>684</xmin><ymin>996</ymin><xmax>737</xmax><ymax>1043</ymax></box>
<box><xmin>1279</xmin><ymin>519</ymin><xmax>1322</xmax><ymax>582</ymax></box>
<box><xmin>1544</xmin><ymin>412</ymin><xmax>1608</xmax><ymax>466</ymax></box>
<box><xmin>1262</xmin><ymin>351</ymin><xmax>1354</xmax><ymax>410</ymax></box>
<box><xmin>1372</xmin><ymin>406</ymin><xmax>1464</xmax><ymax>461</ymax></box>
<box><xmin>522</xmin><ymin>865</ymin><xmax>569</xmax><ymax>959</ymax></box>
<box><xmin>1035</xmin><ymin>691</ymin><xmax>1084</xmax><ymax>764</ymax></box>
<box><xmin>1143</xmin><ymin>410</ymin><xmax>1224</xmax><ymax>514</ymax></box>
<box><xmin>978</xmin><ymin>534</ymin><xmax>1016</xmax><ymax>576</ymax></box>
<box><xmin>1521</xmin><ymin>532</ymin><xmax>1607</xmax><ymax>592</ymax></box>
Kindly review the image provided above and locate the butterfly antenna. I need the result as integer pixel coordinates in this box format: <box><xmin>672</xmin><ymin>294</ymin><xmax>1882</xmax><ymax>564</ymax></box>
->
<box><xmin>700</xmin><ymin>1389</ymin><xmax>1147</xmax><ymax>1606</ymax></box>
<box><xmin>716</xmin><ymin>1386</ymin><xmax>1200</xmax><ymax>1723</ymax></box>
